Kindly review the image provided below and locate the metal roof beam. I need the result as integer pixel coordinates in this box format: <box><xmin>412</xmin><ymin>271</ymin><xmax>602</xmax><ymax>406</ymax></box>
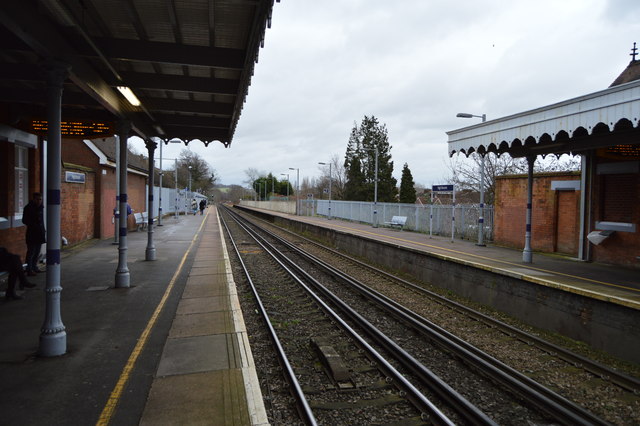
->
<box><xmin>117</xmin><ymin>71</ymin><xmax>238</xmax><ymax>95</ymax></box>
<box><xmin>90</xmin><ymin>38</ymin><xmax>246</xmax><ymax>70</ymax></box>
<box><xmin>152</xmin><ymin>114</ymin><xmax>230</xmax><ymax>129</ymax></box>
<box><xmin>143</xmin><ymin>98</ymin><xmax>234</xmax><ymax>115</ymax></box>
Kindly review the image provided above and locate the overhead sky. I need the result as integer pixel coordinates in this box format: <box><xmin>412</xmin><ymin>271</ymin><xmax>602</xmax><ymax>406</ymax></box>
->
<box><xmin>130</xmin><ymin>0</ymin><xmax>640</xmax><ymax>188</ymax></box>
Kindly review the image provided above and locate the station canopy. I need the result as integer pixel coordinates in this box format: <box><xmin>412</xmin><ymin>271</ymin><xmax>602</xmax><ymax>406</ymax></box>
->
<box><xmin>447</xmin><ymin>75</ymin><xmax>640</xmax><ymax>159</ymax></box>
<box><xmin>0</xmin><ymin>0</ymin><xmax>277</xmax><ymax>147</ymax></box>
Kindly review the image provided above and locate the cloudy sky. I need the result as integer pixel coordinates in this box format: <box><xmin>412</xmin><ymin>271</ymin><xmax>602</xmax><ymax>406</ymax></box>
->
<box><xmin>131</xmin><ymin>0</ymin><xmax>640</xmax><ymax>188</ymax></box>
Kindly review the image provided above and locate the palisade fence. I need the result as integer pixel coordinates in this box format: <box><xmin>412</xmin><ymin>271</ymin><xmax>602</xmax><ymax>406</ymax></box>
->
<box><xmin>145</xmin><ymin>186</ymin><xmax>208</xmax><ymax>218</ymax></box>
<box><xmin>306</xmin><ymin>199</ymin><xmax>494</xmax><ymax>242</ymax></box>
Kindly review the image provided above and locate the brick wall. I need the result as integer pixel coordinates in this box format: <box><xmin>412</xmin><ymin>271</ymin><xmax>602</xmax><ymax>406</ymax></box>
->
<box><xmin>60</xmin><ymin>166</ymin><xmax>96</xmax><ymax>245</ymax></box>
<box><xmin>0</xmin><ymin>139</ymin><xmax>43</xmax><ymax>259</ymax></box>
<box><xmin>494</xmin><ymin>172</ymin><xmax>581</xmax><ymax>255</ymax></box>
<box><xmin>590</xmin><ymin>159</ymin><xmax>640</xmax><ymax>267</ymax></box>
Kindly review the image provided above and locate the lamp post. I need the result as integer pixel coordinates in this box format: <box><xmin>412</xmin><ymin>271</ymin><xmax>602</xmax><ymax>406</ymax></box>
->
<box><xmin>289</xmin><ymin>167</ymin><xmax>300</xmax><ymax>215</ymax></box>
<box><xmin>456</xmin><ymin>112</ymin><xmax>487</xmax><ymax>246</ymax></box>
<box><xmin>157</xmin><ymin>139</ymin><xmax>183</xmax><ymax>225</ymax></box>
<box><xmin>318</xmin><ymin>162</ymin><xmax>332</xmax><ymax>220</ymax></box>
<box><xmin>361</xmin><ymin>146</ymin><xmax>379</xmax><ymax>227</ymax></box>
<box><xmin>188</xmin><ymin>165</ymin><xmax>192</xmax><ymax>213</ymax></box>
<box><xmin>281</xmin><ymin>173</ymin><xmax>289</xmax><ymax>198</ymax></box>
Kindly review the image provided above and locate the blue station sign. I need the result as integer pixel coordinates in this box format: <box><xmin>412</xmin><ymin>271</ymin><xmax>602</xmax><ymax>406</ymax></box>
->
<box><xmin>432</xmin><ymin>184</ymin><xmax>454</xmax><ymax>192</ymax></box>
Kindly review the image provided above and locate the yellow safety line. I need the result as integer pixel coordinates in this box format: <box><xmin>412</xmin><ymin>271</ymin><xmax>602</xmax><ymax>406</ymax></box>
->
<box><xmin>329</xmin><ymin>223</ymin><xmax>640</xmax><ymax>294</ymax></box>
<box><xmin>96</xmin><ymin>214</ymin><xmax>209</xmax><ymax>426</ymax></box>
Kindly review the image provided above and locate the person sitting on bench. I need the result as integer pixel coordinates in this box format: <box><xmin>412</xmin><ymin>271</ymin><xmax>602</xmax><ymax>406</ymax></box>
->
<box><xmin>0</xmin><ymin>247</ymin><xmax>35</xmax><ymax>300</ymax></box>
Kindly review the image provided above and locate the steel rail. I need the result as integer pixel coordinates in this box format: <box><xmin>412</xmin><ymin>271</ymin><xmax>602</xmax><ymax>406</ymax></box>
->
<box><xmin>232</xmin><ymin>208</ymin><xmax>610</xmax><ymax>426</ymax></box>
<box><xmin>219</xmin><ymin>212</ymin><xmax>318</xmax><ymax>426</ymax></box>
<box><xmin>246</xmin><ymin>208</ymin><xmax>640</xmax><ymax>395</ymax></box>
<box><xmin>224</xmin><ymin>207</ymin><xmax>478</xmax><ymax>425</ymax></box>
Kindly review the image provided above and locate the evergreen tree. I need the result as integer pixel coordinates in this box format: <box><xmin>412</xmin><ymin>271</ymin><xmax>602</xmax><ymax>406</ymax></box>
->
<box><xmin>399</xmin><ymin>163</ymin><xmax>417</xmax><ymax>203</ymax></box>
<box><xmin>343</xmin><ymin>115</ymin><xmax>397</xmax><ymax>202</ymax></box>
<box><xmin>344</xmin><ymin>156</ymin><xmax>367</xmax><ymax>200</ymax></box>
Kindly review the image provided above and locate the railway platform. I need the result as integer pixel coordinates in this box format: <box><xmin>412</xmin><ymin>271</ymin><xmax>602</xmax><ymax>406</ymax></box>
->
<box><xmin>243</xmin><ymin>206</ymin><xmax>640</xmax><ymax>309</ymax></box>
<box><xmin>236</xmin><ymin>204</ymin><xmax>640</xmax><ymax>365</ymax></box>
<box><xmin>0</xmin><ymin>206</ymin><xmax>267</xmax><ymax>425</ymax></box>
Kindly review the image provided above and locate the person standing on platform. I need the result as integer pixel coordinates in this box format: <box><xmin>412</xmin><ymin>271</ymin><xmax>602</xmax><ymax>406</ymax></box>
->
<box><xmin>199</xmin><ymin>199</ymin><xmax>206</xmax><ymax>215</ymax></box>
<box><xmin>22</xmin><ymin>192</ymin><xmax>46</xmax><ymax>276</ymax></box>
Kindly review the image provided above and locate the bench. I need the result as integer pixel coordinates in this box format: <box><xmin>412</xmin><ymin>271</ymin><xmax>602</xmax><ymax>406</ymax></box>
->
<box><xmin>134</xmin><ymin>212</ymin><xmax>148</xmax><ymax>231</ymax></box>
<box><xmin>384</xmin><ymin>215</ymin><xmax>407</xmax><ymax>230</ymax></box>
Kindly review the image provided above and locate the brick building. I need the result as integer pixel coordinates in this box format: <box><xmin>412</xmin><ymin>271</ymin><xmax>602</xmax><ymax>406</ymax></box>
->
<box><xmin>0</xmin><ymin>135</ymin><xmax>148</xmax><ymax>259</ymax></box>
<box><xmin>448</xmin><ymin>55</ymin><xmax>640</xmax><ymax>268</ymax></box>
<box><xmin>494</xmin><ymin>172</ymin><xmax>581</xmax><ymax>256</ymax></box>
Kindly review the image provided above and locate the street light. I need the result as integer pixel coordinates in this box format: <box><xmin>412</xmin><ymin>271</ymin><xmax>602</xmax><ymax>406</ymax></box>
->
<box><xmin>157</xmin><ymin>139</ymin><xmax>183</xmax><ymax>225</ymax></box>
<box><xmin>456</xmin><ymin>112</ymin><xmax>487</xmax><ymax>246</ymax></box>
<box><xmin>361</xmin><ymin>146</ymin><xmax>379</xmax><ymax>228</ymax></box>
<box><xmin>289</xmin><ymin>167</ymin><xmax>300</xmax><ymax>215</ymax></box>
<box><xmin>281</xmin><ymin>173</ymin><xmax>289</xmax><ymax>198</ymax></box>
<box><xmin>188</xmin><ymin>165</ymin><xmax>192</xmax><ymax>213</ymax></box>
<box><xmin>318</xmin><ymin>162</ymin><xmax>332</xmax><ymax>220</ymax></box>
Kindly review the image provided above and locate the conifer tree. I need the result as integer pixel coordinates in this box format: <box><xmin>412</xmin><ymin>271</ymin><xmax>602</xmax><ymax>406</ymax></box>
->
<box><xmin>399</xmin><ymin>163</ymin><xmax>417</xmax><ymax>203</ymax></box>
<box><xmin>343</xmin><ymin>115</ymin><xmax>397</xmax><ymax>202</ymax></box>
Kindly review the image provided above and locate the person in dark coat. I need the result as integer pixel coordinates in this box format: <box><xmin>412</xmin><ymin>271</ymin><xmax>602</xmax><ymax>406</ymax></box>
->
<box><xmin>22</xmin><ymin>192</ymin><xmax>46</xmax><ymax>276</ymax></box>
<box><xmin>0</xmin><ymin>247</ymin><xmax>35</xmax><ymax>300</ymax></box>
<box><xmin>199</xmin><ymin>199</ymin><xmax>206</xmax><ymax>215</ymax></box>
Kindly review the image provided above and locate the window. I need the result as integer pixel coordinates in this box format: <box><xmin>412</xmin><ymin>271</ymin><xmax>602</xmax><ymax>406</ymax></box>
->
<box><xmin>601</xmin><ymin>173</ymin><xmax>634</xmax><ymax>223</ymax></box>
<box><xmin>15</xmin><ymin>145</ymin><xmax>28</xmax><ymax>215</ymax></box>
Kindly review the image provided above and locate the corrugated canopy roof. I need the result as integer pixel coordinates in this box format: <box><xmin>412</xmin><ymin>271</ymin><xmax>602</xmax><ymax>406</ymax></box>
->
<box><xmin>0</xmin><ymin>0</ymin><xmax>277</xmax><ymax>147</ymax></box>
<box><xmin>447</xmin><ymin>75</ymin><xmax>640</xmax><ymax>158</ymax></box>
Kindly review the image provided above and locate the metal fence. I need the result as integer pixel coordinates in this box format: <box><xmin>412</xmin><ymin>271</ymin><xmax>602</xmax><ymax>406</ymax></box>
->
<box><xmin>306</xmin><ymin>199</ymin><xmax>494</xmax><ymax>242</ymax></box>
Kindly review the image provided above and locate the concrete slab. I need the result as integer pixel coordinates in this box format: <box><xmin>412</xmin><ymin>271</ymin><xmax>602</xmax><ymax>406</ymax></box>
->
<box><xmin>181</xmin><ymin>283</ymin><xmax>219</xmax><ymax>299</ymax></box>
<box><xmin>176</xmin><ymin>295</ymin><xmax>230</xmax><ymax>315</ymax></box>
<box><xmin>169</xmin><ymin>311</ymin><xmax>233</xmax><ymax>338</ymax></box>
<box><xmin>156</xmin><ymin>334</ymin><xmax>236</xmax><ymax>377</ymax></box>
<box><xmin>139</xmin><ymin>370</ymin><xmax>250</xmax><ymax>426</ymax></box>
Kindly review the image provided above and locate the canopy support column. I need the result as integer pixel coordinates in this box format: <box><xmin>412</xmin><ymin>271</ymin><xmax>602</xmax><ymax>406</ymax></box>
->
<box><xmin>145</xmin><ymin>139</ymin><xmax>157</xmax><ymax>261</ymax></box>
<box><xmin>39</xmin><ymin>60</ymin><xmax>69</xmax><ymax>357</ymax></box>
<box><xmin>115</xmin><ymin>121</ymin><xmax>131</xmax><ymax>288</ymax></box>
<box><xmin>522</xmin><ymin>155</ymin><xmax>535</xmax><ymax>263</ymax></box>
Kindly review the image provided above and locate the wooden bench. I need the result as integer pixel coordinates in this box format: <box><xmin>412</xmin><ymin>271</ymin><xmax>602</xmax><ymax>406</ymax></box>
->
<box><xmin>384</xmin><ymin>215</ymin><xmax>407</xmax><ymax>230</ymax></box>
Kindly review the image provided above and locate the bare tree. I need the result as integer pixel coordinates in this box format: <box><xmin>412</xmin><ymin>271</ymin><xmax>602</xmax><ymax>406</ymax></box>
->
<box><xmin>317</xmin><ymin>154</ymin><xmax>346</xmax><ymax>200</ymax></box>
<box><xmin>447</xmin><ymin>153</ymin><xmax>580</xmax><ymax>205</ymax></box>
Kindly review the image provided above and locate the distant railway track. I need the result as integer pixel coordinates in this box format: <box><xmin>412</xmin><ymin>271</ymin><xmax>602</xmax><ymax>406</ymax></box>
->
<box><xmin>220</xmin><ymin>205</ymin><xmax>622</xmax><ymax>425</ymax></box>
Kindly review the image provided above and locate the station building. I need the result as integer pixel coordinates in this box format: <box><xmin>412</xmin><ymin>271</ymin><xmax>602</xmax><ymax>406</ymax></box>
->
<box><xmin>448</xmin><ymin>53</ymin><xmax>640</xmax><ymax>268</ymax></box>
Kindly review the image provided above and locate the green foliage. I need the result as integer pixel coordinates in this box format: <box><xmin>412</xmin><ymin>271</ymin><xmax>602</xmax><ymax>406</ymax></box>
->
<box><xmin>343</xmin><ymin>115</ymin><xmax>397</xmax><ymax>202</ymax></box>
<box><xmin>252</xmin><ymin>173</ymin><xmax>293</xmax><ymax>200</ymax></box>
<box><xmin>399</xmin><ymin>163</ymin><xmax>417</xmax><ymax>203</ymax></box>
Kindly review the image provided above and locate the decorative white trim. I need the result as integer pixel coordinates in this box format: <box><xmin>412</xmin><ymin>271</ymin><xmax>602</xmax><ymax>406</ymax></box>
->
<box><xmin>83</xmin><ymin>139</ymin><xmax>148</xmax><ymax>177</ymax></box>
<box><xmin>447</xmin><ymin>79</ymin><xmax>640</xmax><ymax>155</ymax></box>
<box><xmin>83</xmin><ymin>140</ymin><xmax>111</xmax><ymax>166</ymax></box>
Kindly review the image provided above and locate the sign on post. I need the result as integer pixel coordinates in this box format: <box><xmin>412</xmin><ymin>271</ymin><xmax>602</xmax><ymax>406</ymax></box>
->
<box><xmin>431</xmin><ymin>184</ymin><xmax>456</xmax><ymax>242</ymax></box>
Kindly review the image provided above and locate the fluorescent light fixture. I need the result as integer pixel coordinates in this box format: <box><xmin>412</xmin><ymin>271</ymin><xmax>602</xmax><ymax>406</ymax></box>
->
<box><xmin>117</xmin><ymin>86</ymin><xmax>141</xmax><ymax>106</ymax></box>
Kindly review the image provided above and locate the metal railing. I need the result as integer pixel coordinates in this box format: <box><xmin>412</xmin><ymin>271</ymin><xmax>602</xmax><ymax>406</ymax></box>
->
<box><xmin>309</xmin><ymin>199</ymin><xmax>493</xmax><ymax>242</ymax></box>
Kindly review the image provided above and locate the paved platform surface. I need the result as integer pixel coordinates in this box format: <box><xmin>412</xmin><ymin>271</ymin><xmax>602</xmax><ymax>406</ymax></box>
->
<box><xmin>243</xmin><ymin>206</ymin><xmax>640</xmax><ymax>310</ymax></box>
<box><xmin>0</xmin><ymin>206</ymin><xmax>266</xmax><ymax>426</ymax></box>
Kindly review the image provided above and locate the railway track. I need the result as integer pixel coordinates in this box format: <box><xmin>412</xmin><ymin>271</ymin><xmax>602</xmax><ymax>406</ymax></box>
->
<box><xmin>220</xmin><ymin>206</ymin><xmax>617</xmax><ymax>424</ymax></box>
